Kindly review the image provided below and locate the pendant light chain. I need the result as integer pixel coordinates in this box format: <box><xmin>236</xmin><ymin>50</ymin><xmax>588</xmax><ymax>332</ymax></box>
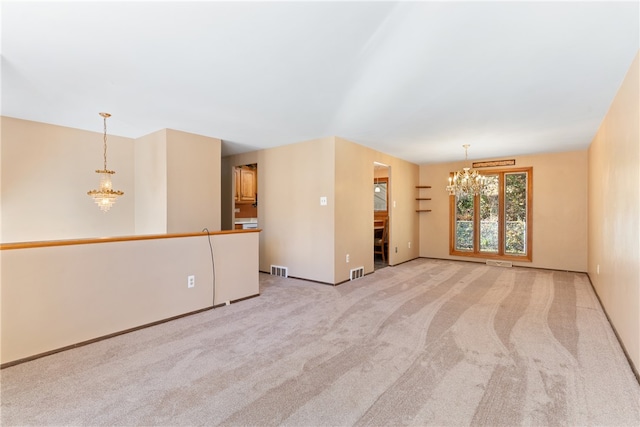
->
<box><xmin>102</xmin><ymin>114</ymin><xmax>108</xmax><ymax>171</ymax></box>
<box><xmin>99</xmin><ymin>111</ymin><xmax>112</xmax><ymax>172</ymax></box>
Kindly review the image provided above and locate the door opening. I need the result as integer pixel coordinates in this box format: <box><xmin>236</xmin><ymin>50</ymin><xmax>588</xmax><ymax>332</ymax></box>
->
<box><xmin>233</xmin><ymin>163</ymin><xmax>258</xmax><ymax>230</ymax></box>
<box><xmin>374</xmin><ymin>162</ymin><xmax>390</xmax><ymax>269</ymax></box>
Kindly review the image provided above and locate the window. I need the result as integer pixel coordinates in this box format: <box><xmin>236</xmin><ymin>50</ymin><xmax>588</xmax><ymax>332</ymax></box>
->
<box><xmin>450</xmin><ymin>167</ymin><xmax>532</xmax><ymax>261</ymax></box>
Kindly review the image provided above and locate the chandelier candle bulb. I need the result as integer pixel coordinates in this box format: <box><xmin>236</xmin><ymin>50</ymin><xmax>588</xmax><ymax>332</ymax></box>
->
<box><xmin>446</xmin><ymin>145</ymin><xmax>486</xmax><ymax>197</ymax></box>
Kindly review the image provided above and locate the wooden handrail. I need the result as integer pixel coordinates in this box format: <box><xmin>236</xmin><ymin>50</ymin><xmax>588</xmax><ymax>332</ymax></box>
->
<box><xmin>0</xmin><ymin>229</ymin><xmax>261</xmax><ymax>251</ymax></box>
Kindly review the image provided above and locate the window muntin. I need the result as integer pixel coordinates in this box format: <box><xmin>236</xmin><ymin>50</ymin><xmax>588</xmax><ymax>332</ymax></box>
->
<box><xmin>450</xmin><ymin>167</ymin><xmax>532</xmax><ymax>261</ymax></box>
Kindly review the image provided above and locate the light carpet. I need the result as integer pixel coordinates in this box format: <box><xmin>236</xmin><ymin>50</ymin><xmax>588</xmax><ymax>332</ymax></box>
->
<box><xmin>2</xmin><ymin>258</ymin><xmax>639</xmax><ymax>426</ymax></box>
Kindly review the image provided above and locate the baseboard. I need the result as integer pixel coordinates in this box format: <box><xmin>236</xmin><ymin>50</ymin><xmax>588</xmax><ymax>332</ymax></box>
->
<box><xmin>213</xmin><ymin>293</ymin><xmax>260</xmax><ymax>308</ymax></box>
<box><xmin>1</xmin><ymin>306</ymin><xmax>215</xmax><ymax>369</ymax></box>
<box><xmin>586</xmin><ymin>273</ymin><xmax>640</xmax><ymax>385</ymax></box>
<box><xmin>1</xmin><ymin>293</ymin><xmax>261</xmax><ymax>370</ymax></box>
<box><xmin>260</xmin><ymin>269</ymin><xmax>349</xmax><ymax>287</ymax></box>
<box><xmin>388</xmin><ymin>256</ymin><xmax>420</xmax><ymax>267</ymax></box>
<box><xmin>419</xmin><ymin>256</ymin><xmax>587</xmax><ymax>274</ymax></box>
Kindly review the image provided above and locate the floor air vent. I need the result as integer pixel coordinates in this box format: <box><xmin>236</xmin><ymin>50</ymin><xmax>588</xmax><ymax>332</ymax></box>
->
<box><xmin>350</xmin><ymin>266</ymin><xmax>365</xmax><ymax>280</ymax></box>
<box><xmin>486</xmin><ymin>260</ymin><xmax>512</xmax><ymax>268</ymax></box>
<box><xmin>270</xmin><ymin>265</ymin><xmax>288</xmax><ymax>277</ymax></box>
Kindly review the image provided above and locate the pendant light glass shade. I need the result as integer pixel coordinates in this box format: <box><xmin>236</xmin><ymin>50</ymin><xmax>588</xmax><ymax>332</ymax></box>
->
<box><xmin>87</xmin><ymin>113</ymin><xmax>124</xmax><ymax>212</ymax></box>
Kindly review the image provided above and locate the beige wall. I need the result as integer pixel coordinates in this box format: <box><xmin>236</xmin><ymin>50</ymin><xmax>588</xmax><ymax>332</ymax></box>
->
<box><xmin>212</xmin><ymin>232</ymin><xmax>260</xmax><ymax>305</ymax></box>
<box><xmin>333</xmin><ymin>139</ymin><xmax>420</xmax><ymax>281</ymax></box>
<box><xmin>1</xmin><ymin>118</ymin><xmax>221</xmax><ymax>242</ymax></box>
<box><xmin>135</xmin><ymin>129</ymin><xmax>168</xmax><ymax>234</ymax></box>
<box><xmin>588</xmin><ymin>52</ymin><xmax>639</xmax><ymax>370</ymax></box>
<box><xmin>225</xmin><ymin>138</ymin><xmax>336</xmax><ymax>283</ymax></box>
<box><xmin>1</xmin><ymin>117</ymin><xmax>135</xmax><ymax>242</ymax></box>
<box><xmin>335</xmin><ymin>138</ymin><xmax>376</xmax><ymax>280</ymax></box>
<box><xmin>381</xmin><ymin>151</ymin><xmax>421</xmax><ymax>265</ymax></box>
<box><xmin>166</xmin><ymin>129</ymin><xmax>221</xmax><ymax>233</ymax></box>
<box><xmin>262</xmin><ymin>137</ymin><xmax>336</xmax><ymax>283</ymax></box>
<box><xmin>0</xmin><ymin>231</ymin><xmax>260</xmax><ymax>365</ymax></box>
<box><xmin>419</xmin><ymin>150</ymin><xmax>588</xmax><ymax>272</ymax></box>
<box><xmin>225</xmin><ymin>136</ymin><xmax>420</xmax><ymax>284</ymax></box>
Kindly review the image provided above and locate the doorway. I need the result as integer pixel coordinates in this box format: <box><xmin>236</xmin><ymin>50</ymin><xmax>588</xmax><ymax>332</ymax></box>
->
<box><xmin>374</xmin><ymin>162</ymin><xmax>390</xmax><ymax>269</ymax></box>
<box><xmin>233</xmin><ymin>163</ymin><xmax>258</xmax><ymax>230</ymax></box>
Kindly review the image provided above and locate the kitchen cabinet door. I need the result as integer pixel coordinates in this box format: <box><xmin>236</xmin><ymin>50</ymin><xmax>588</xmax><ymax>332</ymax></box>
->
<box><xmin>239</xmin><ymin>168</ymin><xmax>256</xmax><ymax>203</ymax></box>
<box><xmin>234</xmin><ymin>168</ymin><xmax>241</xmax><ymax>202</ymax></box>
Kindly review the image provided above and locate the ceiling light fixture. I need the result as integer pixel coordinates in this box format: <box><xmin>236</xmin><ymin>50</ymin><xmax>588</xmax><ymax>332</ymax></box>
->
<box><xmin>446</xmin><ymin>144</ymin><xmax>486</xmax><ymax>197</ymax></box>
<box><xmin>87</xmin><ymin>112</ymin><xmax>124</xmax><ymax>212</ymax></box>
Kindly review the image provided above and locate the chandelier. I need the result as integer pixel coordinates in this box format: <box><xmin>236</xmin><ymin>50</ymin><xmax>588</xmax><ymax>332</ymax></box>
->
<box><xmin>87</xmin><ymin>112</ymin><xmax>124</xmax><ymax>212</ymax></box>
<box><xmin>446</xmin><ymin>144</ymin><xmax>486</xmax><ymax>197</ymax></box>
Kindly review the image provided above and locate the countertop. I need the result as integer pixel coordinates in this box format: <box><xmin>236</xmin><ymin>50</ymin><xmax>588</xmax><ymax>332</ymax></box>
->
<box><xmin>235</xmin><ymin>218</ymin><xmax>258</xmax><ymax>224</ymax></box>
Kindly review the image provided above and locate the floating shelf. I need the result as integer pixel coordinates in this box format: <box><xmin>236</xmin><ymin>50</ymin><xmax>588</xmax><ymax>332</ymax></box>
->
<box><xmin>416</xmin><ymin>186</ymin><xmax>431</xmax><ymax>213</ymax></box>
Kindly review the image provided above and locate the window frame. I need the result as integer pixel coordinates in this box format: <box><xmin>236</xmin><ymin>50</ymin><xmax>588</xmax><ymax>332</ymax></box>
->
<box><xmin>449</xmin><ymin>167</ymin><xmax>533</xmax><ymax>262</ymax></box>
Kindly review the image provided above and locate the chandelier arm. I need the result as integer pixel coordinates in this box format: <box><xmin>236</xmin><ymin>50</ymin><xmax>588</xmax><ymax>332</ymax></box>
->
<box><xmin>446</xmin><ymin>144</ymin><xmax>485</xmax><ymax>197</ymax></box>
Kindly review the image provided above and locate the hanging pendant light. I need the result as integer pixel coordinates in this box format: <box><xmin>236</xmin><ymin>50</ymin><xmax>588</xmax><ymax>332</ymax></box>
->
<box><xmin>87</xmin><ymin>112</ymin><xmax>124</xmax><ymax>212</ymax></box>
<box><xmin>446</xmin><ymin>144</ymin><xmax>486</xmax><ymax>197</ymax></box>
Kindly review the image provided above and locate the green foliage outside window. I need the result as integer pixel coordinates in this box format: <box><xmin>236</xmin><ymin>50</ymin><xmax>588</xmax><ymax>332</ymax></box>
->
<box><xmin>456</xmin><ymin>221</ymin><xmax>473</xmax><ymax>250</ymax></box>
<box><xmin>455</xmin><ymin>194</ymin><xmax>474</xmax><ymax>250</ymax></box>
<box><xmin>480</xmin><ymin>175</ymin><xmax>499</xmax><ymax>252</ymax></box>
<box><xmin>505</xmin><ymin>173</ymin><xmax>527</xmax><ymax>254</ymax></box>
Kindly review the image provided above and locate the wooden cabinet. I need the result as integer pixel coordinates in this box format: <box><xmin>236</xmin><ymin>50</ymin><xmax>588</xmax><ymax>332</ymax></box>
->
<box><xmin>235</xmin><ymin>166</ymin><xmax>257</xmax><ymax>204</ymax></box>
<box><xmin>239</xmin><ymin>168</ymin><xmax>256</xmax><ymax>203</ymax></box>
<box><xmin>234</xmin><ymin>168</ymin><xmax>240</xmax><ymax>202</ymax></box>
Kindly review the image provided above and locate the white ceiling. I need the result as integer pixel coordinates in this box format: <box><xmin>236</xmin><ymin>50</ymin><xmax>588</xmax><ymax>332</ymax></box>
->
<box><xmin>1</xmin><ymin>1</ymin><xmax>638</xmax><ymax>164</ymax></box>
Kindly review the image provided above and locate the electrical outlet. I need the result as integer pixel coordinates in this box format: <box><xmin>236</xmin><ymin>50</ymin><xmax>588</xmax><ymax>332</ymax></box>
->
<box><xmin>187</xmin><ymin>275</ymin><xmax>195</xmax><ymax>288</ymax></box>
<box><xmin>320</xmin><ymin>196</ymin><xmax>327</xmax><ymax>206</ymax></box>
<box><xmin>346</xmin><ymin>254</ymin><xmax>350</xmax><ymax>263</ymax></box>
